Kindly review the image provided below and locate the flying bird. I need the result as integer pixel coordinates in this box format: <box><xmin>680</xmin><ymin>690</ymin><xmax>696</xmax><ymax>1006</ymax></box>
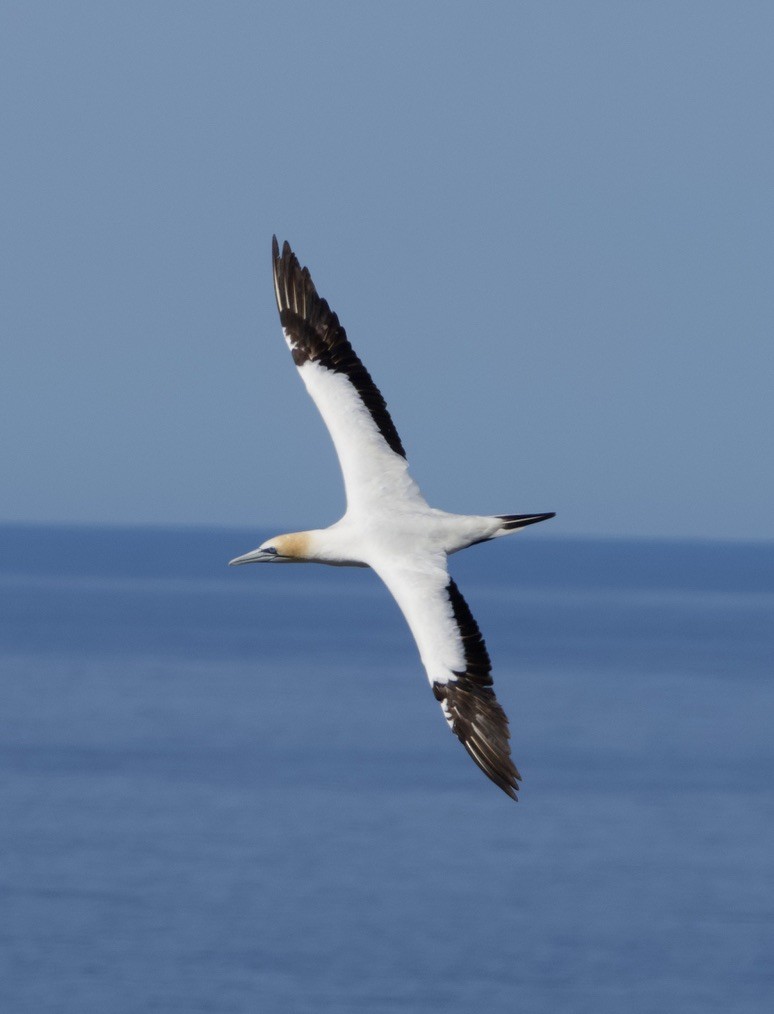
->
<box><xmin>230</xmin><ymin>238</ymin><xmax>555</xmax><ymax>799</ymax></box>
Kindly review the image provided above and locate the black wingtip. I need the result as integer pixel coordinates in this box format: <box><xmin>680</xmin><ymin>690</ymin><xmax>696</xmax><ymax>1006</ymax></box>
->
<box><xmin>272</xmin><ymin>234</ymin><xmax>279</xmax><ymax>259</ymax></box>
<box><xmin>269</xmin><ymin>240</ymin><xmax>408</xmax><ymax>459</ymax></box>
<box><xmin>438</xmin><ymin>580</ymin><xmax>521</xmax><ymax>800</ymax></box>
<box><xmin>502</xmin><ymin>781</ymin><xmax>519</xmax><ymax>801</ymax></box>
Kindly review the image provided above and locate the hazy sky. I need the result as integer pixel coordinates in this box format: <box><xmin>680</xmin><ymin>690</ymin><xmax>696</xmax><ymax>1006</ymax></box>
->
<box><xmin>2</xmin><ymin>1</ymin><xmax>772</xmax><ymax>540</ymax></box>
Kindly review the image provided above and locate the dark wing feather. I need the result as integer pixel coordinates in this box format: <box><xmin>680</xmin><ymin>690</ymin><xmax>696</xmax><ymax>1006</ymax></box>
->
<box><xmin>432</xmin><ymin>579</ymin><xmax>521</xmax><ymax>800</ymax></box>
<box><xmin>271</xmin><ymin>237</ymin><xmax>406</xmax><ymax>458</ymax></box>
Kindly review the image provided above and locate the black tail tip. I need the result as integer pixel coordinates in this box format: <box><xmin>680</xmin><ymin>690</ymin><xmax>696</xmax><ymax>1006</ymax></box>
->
<box><xmin>498</xmin><ymin>512</ymin><xmax>556</xmax><ymax>530</ymax></box>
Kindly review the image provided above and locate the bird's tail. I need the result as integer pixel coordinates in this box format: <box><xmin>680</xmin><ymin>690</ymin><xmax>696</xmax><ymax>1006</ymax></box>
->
<box><xmin>492</xmin><ymin>512</ymin><xmax>555</xmax><ymax>537</ymax></box>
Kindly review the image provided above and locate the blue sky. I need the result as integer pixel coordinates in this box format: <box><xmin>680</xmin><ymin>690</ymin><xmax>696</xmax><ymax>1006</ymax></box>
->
<box><xmin>2</xmin><ymin>1</ymin><xmax>772</xmax><ymax>540</ymax></box>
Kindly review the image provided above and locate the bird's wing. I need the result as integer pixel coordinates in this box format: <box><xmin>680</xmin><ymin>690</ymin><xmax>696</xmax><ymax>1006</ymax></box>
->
<box><xmin>272</xmin><ymin>238</ymin><xmax>425</xmax><ymax>512</ymax></box>
<box><xmin>372</xmin><ymin>554</ymin><xmax>521</xmax><ymax>799</ymax></box>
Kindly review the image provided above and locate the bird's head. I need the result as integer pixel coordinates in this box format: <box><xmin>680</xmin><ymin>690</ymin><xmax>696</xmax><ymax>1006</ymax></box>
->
<box><xmin>228</xmin><ymin>532</ymin><xmax>310</xmax><ymax>566</ymax></box>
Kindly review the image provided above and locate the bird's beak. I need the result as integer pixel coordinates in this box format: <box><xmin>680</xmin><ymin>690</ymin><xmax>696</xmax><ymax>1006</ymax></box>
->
<box><xmin>228</xmin><ymin>548</ymin><xmax>277</xmax><ymax>566</ymax></box>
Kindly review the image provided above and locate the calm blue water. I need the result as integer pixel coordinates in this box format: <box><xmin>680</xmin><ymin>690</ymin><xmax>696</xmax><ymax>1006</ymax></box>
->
<box><xmin>1</xmin><ymin>525</ymin><xmax>772</xmax><ymax>1013</ymax></box>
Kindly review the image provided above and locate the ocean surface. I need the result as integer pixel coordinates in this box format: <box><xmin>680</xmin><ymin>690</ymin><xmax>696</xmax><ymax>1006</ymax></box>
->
<box><xmin>1</xmin><ymin>524</ymin><xmax>772</xmax><ymax>1013</ymax></box>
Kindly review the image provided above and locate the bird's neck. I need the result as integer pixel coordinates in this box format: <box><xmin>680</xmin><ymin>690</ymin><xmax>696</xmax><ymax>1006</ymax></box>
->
<box><xmin>276</xmin><ymin>526</ymin><xmax>363</xmax><ymax>567</ymax></box>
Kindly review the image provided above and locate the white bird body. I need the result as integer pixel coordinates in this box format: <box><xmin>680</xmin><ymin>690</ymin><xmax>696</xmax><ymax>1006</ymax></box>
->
<box><xmin>230</xmin><ymin>239</ymin><xmax>555</xmax><ymax>799</ymax></box>
<box><xmin>291</xmin><ymin>510</ymin><xmax>501</xmax><ymax>564</ymax></box>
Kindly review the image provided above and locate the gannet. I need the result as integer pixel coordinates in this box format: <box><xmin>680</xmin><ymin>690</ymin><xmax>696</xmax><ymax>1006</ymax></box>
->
<box><xmin>230</xmin><ymin>238</ymin><xmax>555</xmax><ymax>799</ymax></box>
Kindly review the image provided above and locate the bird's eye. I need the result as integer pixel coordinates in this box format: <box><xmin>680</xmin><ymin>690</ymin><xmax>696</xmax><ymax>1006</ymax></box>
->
<box><xmin>264</xmin><ymin>547</ymin><xmax>278</xmax><ymax>555</ymax></box>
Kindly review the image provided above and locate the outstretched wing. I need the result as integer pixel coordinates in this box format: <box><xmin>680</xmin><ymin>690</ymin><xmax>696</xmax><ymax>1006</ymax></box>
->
<box><xmin>373</xmin><ymin>555</ymin><xmax>521</xmax><ymax>800</ymax></box>
<box><xmin>272</xmin><ymin>238</ymin><xmax>425</xmax><ymax>512</ymax></box>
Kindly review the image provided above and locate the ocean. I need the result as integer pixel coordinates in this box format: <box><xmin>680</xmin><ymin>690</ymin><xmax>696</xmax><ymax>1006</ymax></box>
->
<box><xmin>1</xmin><ymin>525</ymin><xmax>772</xmax><ymax>1013</ymax></box>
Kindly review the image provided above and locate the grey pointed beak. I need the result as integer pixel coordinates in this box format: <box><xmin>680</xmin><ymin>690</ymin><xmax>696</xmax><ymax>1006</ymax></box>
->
<box><xmin>228</xmin><ymin>548</ymin><xmax>277</xmax><ymax>566</ymax></box>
